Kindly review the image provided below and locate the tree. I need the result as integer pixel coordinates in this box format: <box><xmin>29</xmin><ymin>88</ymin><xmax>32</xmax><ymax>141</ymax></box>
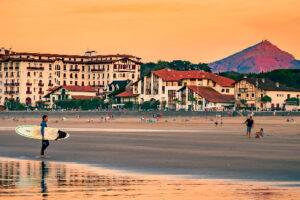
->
<box><xmin>173</xmin><ymin>98</ymin><xmax>181</xmax><ymax>109</ymax></box>
<box><xmin>141</xmin><ymin>60</ymin><xmax>212</xmax><ymax>77</ymax></box>
<box><xmin>124</xmin><ymin>101</ymin><xmax>134</xmax><ymax>109</ymax></box>
<box><xmin>240</xmin><ymin>99</ymin><xmax>247</xmax><ymax>105</ymax></box>
<box><xmin>285</xmin><ymin>97</ymin><xmax>299</xmax><ymax>106</ymax></box>
<box><xmin>5</xmin><ymin>99</ymin><xmax>26</xmax><ymax>110</ymax></box>
<box><xmin>188</xmin><ymin>97</ymin><xmax>197</xmax><ymax>110</ymax></box>
<box><xmin>260</xmin><ymin>95</ymin><xmax>272</xmax><ymax>103</ymax></box>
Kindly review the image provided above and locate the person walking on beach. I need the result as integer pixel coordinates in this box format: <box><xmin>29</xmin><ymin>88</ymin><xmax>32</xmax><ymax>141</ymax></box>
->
<box><xmin>41</xmin><ymin>115</ymin><xmax>49</xmax><ymax>158</ymax></box>
<box><xmin>244</xmin><ymin>116</ymin><xmax>254</xmax><ymax>138</ymax></box>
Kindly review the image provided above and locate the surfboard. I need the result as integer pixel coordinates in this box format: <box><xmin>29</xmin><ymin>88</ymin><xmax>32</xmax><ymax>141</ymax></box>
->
<box><xmin>15</xmin><ymin>125</ymin><xmax>69</xmax><ymax>141</ymax></box>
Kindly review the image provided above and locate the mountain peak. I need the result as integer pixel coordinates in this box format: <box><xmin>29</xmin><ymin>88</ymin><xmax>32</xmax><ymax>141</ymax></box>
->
<box><xmin>209</xmin><ymin>41</ymin><xmax>296</xmax><ymax>73</ymax></box>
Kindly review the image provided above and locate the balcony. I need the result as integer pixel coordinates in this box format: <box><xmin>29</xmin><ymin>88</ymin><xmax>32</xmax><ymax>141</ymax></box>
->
<box><xmin>92</xmin><ymin>84</ymin><xmax>104</xmax><ymax>88</ymax></box>
<box><xmin>26</xmin><ymin>91</ymin><xmax>32</xmax><ymax>94</ymax></box>
<box><xmin>70</xmin><ymin>68</ymin><xmax>80</xmax><ymax>72</ymax></box>
<box><xmin>27</xmin><ymin>66</ymin><xmax>44</xmax><ymax>70</ymax></box>
<box><xmin>4</xmin><ymin>91</ymin><xmax>18</xmax><ymax>94</ymax></box>
<box><xmin>38</xmin><ymin>91</ymin><xmax>44</xmax><ymax>95</ymax></box>
<box><xmin>38</xmin><ymin>83</ymin><xmax>44</xmax><ymax>87</ymax></box>
<box><xmin>4</xmin><ymin>82</ymin><xmax>20</xmax><ymax>86</ymax></box>
<box><xmin>91</xmin><ymin>69</ymin><xmax>104</xmax><ymax>72</ymax></box>
<box><xmin>26</xmin><ymin>82</ymin><xmax>32</xmax><ymax>86</ymax></box>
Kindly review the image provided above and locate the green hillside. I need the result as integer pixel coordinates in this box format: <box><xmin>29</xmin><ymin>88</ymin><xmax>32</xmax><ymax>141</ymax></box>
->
<box><xmin>219</xmin><ymin>69</ymin><xmax>300</xmax><ymax>89</ymax></box>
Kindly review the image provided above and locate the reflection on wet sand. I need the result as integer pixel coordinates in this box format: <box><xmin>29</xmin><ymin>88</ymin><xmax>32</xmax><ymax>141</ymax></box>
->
<box><xmin>0</xmin><ymin>157</ymin><xmax>299</xmax><ymax>200</ymax></box>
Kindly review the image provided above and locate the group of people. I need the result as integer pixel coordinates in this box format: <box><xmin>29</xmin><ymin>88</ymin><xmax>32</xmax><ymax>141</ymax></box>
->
<box><xmin>39</xmin><ymin>114</ymin><xmax>265</xmax><ymax>158</ymax></box>
<box><xmin>244</xmin><ymin>116</ymin><xmax>264</xmax><ymax>139</ymax></box>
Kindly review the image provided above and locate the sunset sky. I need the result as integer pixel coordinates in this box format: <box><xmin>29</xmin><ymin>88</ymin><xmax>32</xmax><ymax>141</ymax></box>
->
<box><xmin>0</xmin><ymin>0</ymin><xmax>299</xmax><ymax>63</ymax></box>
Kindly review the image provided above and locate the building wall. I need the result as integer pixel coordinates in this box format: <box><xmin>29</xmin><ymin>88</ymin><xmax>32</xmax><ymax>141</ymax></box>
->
<box><xmin>0</xmin><ymin>52</ymin><xmax>141</xmax><ymax>106</ymax></box>
<box><xmin>134</xmin><ymin>72</ymin><xmax>234</xmax><ymax>109</ymax></box>
<box><xmin>235</xmin><ymin>79</ymin><xmax>300</xmax><ymax>110</ymax></box>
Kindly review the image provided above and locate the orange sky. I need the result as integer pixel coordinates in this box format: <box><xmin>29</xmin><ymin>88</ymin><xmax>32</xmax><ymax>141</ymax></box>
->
<box><xmin>0</xmin><ymin>0</ymin><xmax>299</xmax><ymax>63</ymax></box>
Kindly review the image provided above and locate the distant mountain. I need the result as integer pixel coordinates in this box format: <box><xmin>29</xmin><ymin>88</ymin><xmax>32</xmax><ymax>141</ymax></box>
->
<box><xmin>209</xmin><ymin>40</ymin><xmax>300</xmax><ymax>73</ymax></box>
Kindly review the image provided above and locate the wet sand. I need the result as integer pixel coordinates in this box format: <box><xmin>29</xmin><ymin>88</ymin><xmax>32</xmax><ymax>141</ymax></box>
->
<box><xmin>1</xmin><ymin>157</ymin><xmax>300</xmax><ymax>200</ymax></box>
<box><xmin>0</xmin><ymin>116</ymin><xmax>300</xmax><ymax>181</ymax></box>
<box><xmin>0</xmin><ymin>116</ymin><xmax>300</xmax><ymax>199</ymax></box>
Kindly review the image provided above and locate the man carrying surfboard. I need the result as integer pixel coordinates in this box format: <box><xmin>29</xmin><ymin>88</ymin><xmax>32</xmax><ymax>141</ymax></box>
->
<box><xmin>41</xmin><ymin>115</ymin><xmax>49</xmax><ymax>158</ymax></box>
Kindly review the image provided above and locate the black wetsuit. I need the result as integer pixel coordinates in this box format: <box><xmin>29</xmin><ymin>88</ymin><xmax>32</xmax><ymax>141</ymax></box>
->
<box><xmin>41</xmin><ymin>121</ymin><xmax>49</xmax><ymax>155</ymax></box>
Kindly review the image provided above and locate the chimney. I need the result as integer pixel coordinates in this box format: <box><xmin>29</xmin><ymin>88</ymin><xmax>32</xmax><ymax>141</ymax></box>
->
<box><xmin>276</xmin><ymin>82</ymin><xmax>279</xmax><ymax>88</ymax></box>
<box><xmin>262</xmin><ymin>78</ymin><xmax>265</xmax><ymax>83</ymax></box>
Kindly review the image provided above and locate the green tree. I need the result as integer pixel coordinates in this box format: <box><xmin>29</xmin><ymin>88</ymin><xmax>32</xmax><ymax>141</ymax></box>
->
<box><xmin>285</xmin><ymin>97</ymin><xmax>299</xmax><ymax>106</ymax></box>
<box><xmin>188</xmin><ymin>97</ymin><xmax>197</xmax><ymax>110</ymax></box>
<box><xmin>124</xmin><ymin>101</ymin><xmax>134</xmax><ymax>109</ymax></box>
<box><xmin>5</xmin><ymin>99</ymin><xmax>26</xmax><ymax>110</ymax></box>
<box><xmin>260</xmin><ymin>95</ymin><xmax>272</xmax><ymax>103</ymax></box>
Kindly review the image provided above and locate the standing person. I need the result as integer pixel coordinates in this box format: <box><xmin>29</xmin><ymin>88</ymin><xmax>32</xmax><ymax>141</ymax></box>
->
<box><xmin>244</xmin><ymin>116</ymin><xmax>254</xmax><ymax>138</ymax></box>
<box><xmin>41</xmin><ymin>115</ymin><xmax>49</xmax><ymax>158</ymax></box>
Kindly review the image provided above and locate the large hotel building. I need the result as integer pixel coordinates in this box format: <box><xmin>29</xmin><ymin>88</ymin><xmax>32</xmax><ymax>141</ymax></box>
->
<box><xmin>0</xmin><ymin>48</ymin><xmax>141</xmax><ymax>106</ymax></box>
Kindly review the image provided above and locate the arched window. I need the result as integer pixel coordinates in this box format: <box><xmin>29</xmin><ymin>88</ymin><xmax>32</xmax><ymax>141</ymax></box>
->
<box><xmin>26</xmin><ymin>97</ymin><xmax>31</xmax><ymax>105</ymax></box>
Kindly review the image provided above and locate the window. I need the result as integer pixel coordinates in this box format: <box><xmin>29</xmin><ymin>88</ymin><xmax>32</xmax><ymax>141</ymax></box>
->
<box><xmin>226</xmin><ymin>89</ymin><xmax>229</xmax><ymax>93</ymax></box>
<box><xmin>63</xmin><ymin>65</ymin><xmax>66</xmax><ymax>71</ymax></box>
<box><xmin>287</xmin><ymin>94</ymin><xmax>290</xmax><ymax>98</ymax></box>
<box><xmin>82</xmin><ymin>66</ymin><xmax>85</xmax><ymax>72</ymax></box>
<box><xmin>162</xmin><ymin>86</ymin><xmax>165</xmax><ymax>94</ymax></box>
<box><xmin>246</xmin><ymin>94</ymin><xmax>249</xmax><ymax>97</ymax></box>
<box><xmin>82</xmin><ymin>82</ymin><xmax>84</xmax><ymax>86</ymax></box>
<box><xmin>168</xmin><ymin>90</ymin><xmax>176</xmax><ymax>105</ymax></box>
<box><xmin>113</xmin><ymin>74</ymin><xmax>116</xmax><ymax>78</ymax></box>
<box><xmin>27</xmin><ymin>72</ymin><xmax>30</xmax><ymax>77</ymax></box>
<box><xmin>221</xmin><ymin>89</ymin><xmax>225</xmax><ymax>92</ymax></box>
<box><xmin>70</xmin><ymin>74</ymin><xmax>73</xmax><ymax>78</ymax></box>
<box><xmin>82</xmin><ymin>74</ymin><xmax>85</xmax><ymax>79</ymax></box>
<box><xmin>132</xmin><ymin>74</ymin><xmax>135</xmax><ymax>79</ymax></box>
<box><xmin>63</xmin><ymin>81</ymin><xmax>66</xmax><ymax>85</ymax></box>
<box><xmin>251</xmin><ymin>93</ymin><xmax>255</xmax><ymax>97</ymax></box>
<box><xmin>64</xmin><ymin>73</ymin><xmax>66</xmax><ymax>78</ymax></box>
<box><xmin>75</xmin><ymin>81</ymin><xmax>77</xmax><ymax>86</ymax></box>
<box><xmin>49</xmin><ymin>64</ymin><xmax>52</xmax><ymax>70</ymax></box>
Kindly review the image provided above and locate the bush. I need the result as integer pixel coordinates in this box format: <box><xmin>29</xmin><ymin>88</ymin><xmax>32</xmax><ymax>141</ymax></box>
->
<box><xmin>141</xmin><ymin>100</ymin><xmax>160</xmax><ymax>110</ymax></box>
<box><xmin>4</xmin><ymin>99</ymin><xmax>26</xmax><ymax>110</ymax></box>
<box><xmin>55</xmin><ymin>98</ymin><xmax>102</xmax><ymax>110</ymax></box>
<box><xmin>124</xmin><ymin>102</ymin><xmax>134</xmax><ymax>109</ymax></box>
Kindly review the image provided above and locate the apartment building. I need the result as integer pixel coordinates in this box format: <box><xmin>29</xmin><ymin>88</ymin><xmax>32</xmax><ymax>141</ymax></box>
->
<box><xmin>132</xmin><ymin>68</ymin><xmax>235</xmax><ymax>110</ymax></box>
<box><xmin>234</xmin><ymin>77</ymin><xmax>300</xmax><ymax>110</ymax></box>
<box><xmin>0</xmin><ymin>47</ymin><xmax>141</xmax><ymax>106</ymax></box>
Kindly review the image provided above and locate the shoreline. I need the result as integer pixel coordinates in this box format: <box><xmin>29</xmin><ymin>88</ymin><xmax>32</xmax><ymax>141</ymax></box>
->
<box><xmin>0</xmin><ymin>156</ymin><xmax>299</xmax><ymax>200</ymax></box>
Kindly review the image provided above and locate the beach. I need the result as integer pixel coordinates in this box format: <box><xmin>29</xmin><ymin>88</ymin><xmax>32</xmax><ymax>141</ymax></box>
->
<box><xmin>0</xmin><ymin>115</ymin><xmax>300</xmax><ymax>199</ymax></box>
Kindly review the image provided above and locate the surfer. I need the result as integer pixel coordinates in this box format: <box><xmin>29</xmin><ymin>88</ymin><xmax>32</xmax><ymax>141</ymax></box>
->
<box><xmin>41</xmin><ymin>115</ymin><xmax>49</xmax><ymax>158</ymax></box>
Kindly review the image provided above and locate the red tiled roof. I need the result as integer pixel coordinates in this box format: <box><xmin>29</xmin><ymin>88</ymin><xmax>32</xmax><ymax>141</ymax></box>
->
<box><xmin>72</xmin><ymin>95</ymin><xmax>98</xmax><ymax>100</ymax></box>
<box><xmin>48</xmin><ymin>86</ymin><xmax>60</xmax><ymax>91</ymax></box>
<box><xmin>187</xmin><ymin>86</ymin><xmax>234</xmax><ymax>103</ymax></box>
<box><xmin>115</xmin><ymin>91</ymin><xmax>139</xmax><ymax>97</ymax></box>
<box><xmin>48</xmin><ymin>85</ymin><xmax>97</xmax><ymax>92</ymax></box>
<box><xmin>153</xmin><ymin>68</ymin><xmax>234</xmax><ymax>87</ymax></box>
